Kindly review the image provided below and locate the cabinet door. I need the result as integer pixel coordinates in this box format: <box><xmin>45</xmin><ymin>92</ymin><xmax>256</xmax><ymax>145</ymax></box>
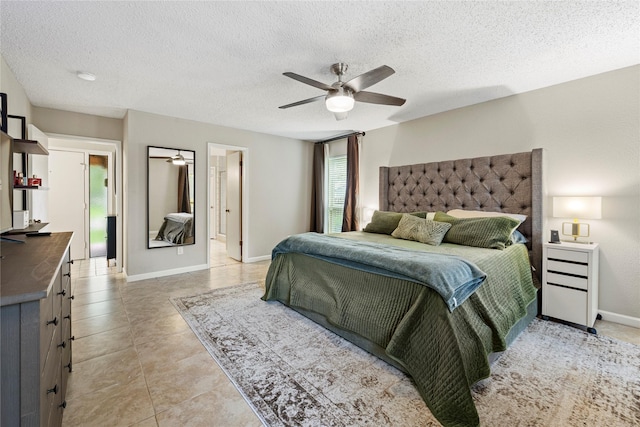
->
<box><xmin>545</xmin><ymin>285</ymin><xmax>588</xmax><ymax>325</ymax></box>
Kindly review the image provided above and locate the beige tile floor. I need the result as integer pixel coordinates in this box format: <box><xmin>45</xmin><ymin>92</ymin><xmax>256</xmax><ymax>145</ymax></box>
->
<box><xmin>62</xmin><ymin>240</ymin><xmax>640</xmax><ymax>426</ymax></box>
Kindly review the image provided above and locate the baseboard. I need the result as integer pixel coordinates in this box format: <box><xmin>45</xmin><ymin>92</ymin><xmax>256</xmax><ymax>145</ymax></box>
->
<box><xmin>245</xmin><ymin>254</ymin><xmax>271</xmax><ymax>263</ymax></box>
<box><xmin>125</xmin><ymin>263</ymin><xmax>209</xmax><ymax>282</ymax></box>
<box><xmin>598</xmin><ymin>310</ymin><xmax>640</xmax><ymax>329</ymax></box>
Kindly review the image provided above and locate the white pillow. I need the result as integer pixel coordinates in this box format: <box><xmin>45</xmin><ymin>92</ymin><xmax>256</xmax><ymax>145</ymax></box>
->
<box><xmin>446</xmin><ymin>209</ymin><xmax>527</xmax><ymax>224</ymax></box>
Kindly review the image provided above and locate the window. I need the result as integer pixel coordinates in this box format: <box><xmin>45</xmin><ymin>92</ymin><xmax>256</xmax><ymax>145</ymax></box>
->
<box><xmin>327</xmin><ymin>155</ymin><xmax>346</xmax><ymax>233</ymax></box>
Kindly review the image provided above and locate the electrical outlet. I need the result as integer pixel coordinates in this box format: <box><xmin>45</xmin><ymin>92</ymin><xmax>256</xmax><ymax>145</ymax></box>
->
<box><xmin>177</xmin><ymin>247</ymin><xmax>184</xmax><ymax>255</ymax></box>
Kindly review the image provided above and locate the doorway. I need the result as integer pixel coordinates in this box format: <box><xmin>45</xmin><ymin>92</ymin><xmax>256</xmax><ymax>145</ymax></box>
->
<box><xmin>46</xmin><ymin>135</ymin><xmax>121</xmax><ymax>272</ymax></box>
<box><xmin>89</xmin><ymin>154</ymin><xmax>108</xmax><ymax>257</ymax></box>
<box><xmin>207</xmin><ymin>143</ymin><xmax>247</xmax><ymax>266</ymax></box>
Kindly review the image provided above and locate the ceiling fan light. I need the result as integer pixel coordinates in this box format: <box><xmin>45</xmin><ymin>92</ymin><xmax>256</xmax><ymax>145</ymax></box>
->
<box><xmin>325</xmin><ymin>88</ymin><xmax>354</xmax><ymax>113</ymax></box>
<box><xmin>172</xmin><ymin>153</ymin><xmax>186</xmax><ymax>165</ymax></box>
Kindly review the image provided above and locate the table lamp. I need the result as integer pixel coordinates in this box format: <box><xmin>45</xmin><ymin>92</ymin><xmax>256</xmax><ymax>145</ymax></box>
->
<box><xmin>552</xmin><ymin>196</ymin><xmax>602</xmax><ymax>242</ymax></box>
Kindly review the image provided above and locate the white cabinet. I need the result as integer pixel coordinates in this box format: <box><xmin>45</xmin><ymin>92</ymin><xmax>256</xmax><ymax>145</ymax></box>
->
<box><xmin>542</xmin><ymin>242</ymin><xmax>599</xmax><ymax>333</ymax></box>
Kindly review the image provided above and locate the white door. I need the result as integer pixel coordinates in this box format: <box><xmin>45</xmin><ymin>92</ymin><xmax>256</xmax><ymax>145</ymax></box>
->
<box><xmin>48</xmin><ymin>150</ymin><xmax>87</xmax><ymax>260</ymax></box>
<box><xmin>226</xmin><ymin>151</ymin><xmax>242</xmax><ymax>261</ymax></box>
<box><xmin>209</xmin><ymin>166</ymin><xmax>217</xmax><ymax>239</ymax></box>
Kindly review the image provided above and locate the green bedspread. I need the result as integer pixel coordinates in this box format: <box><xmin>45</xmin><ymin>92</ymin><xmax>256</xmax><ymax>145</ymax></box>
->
<box><xmin>263</xmin><ymin>231</ymin><xmax>537</xmax><ymax>427</ymax></box>
<box><xmin>271</xmin><ymin>232</ymin><xmax>487</xmax><ymax>311</ymax></box>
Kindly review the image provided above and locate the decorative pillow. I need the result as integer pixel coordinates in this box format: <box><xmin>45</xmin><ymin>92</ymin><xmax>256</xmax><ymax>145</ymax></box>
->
<box><xmin>363</xmin><ymin>210</ymin><xmax>428</xmax><ymax>235</ymax></box>
<box><xmin>434</xmin><ymin>212</ymin><xmax>521</xmax><ymax>250</ymax></box>
<box><xmin>511</xmin><ymin>230</ymin><xmax>529</xmax><ymax>244</ymax></box>
<box><xmin>446</xmin><ymin>209</ymin><xmax>527</xmax><ymax>224</ymax></box>
<box><xmin>391</xmin><ymin>214</ymin><xmax>452</xmax><ymax>246</ymax></box>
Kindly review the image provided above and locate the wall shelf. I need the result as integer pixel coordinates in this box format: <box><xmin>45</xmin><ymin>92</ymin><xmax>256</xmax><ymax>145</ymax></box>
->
<box><xmin>13</xmin><ymin>185</ymin><xmax>48</xmax><ymax>190</ymax></box>
<box><xmin>13</xmin><ymin>139</ymin><xmax>49</xmax><ymax>155</ymax></box>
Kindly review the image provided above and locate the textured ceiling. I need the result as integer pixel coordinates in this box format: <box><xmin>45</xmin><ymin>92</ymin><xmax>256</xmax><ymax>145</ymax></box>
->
<box><xmin>1</xmin><ymin>1</ymin><xmax>638</xmax><ymax>141</ymax></box>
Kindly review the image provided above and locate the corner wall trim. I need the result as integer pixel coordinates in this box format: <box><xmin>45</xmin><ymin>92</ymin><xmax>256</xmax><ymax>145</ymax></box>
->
<box><xmin>245</xmin><ymin>255</ymin><xmax>271</xmax><ymax>263</ymax></box>
<box><xmin>125</xmin><ymin>263</ymin><xmax>209</xmax><ymax>282</ymax></box>
<box><xmin>597</xmin><ymin>310</ymin><xmax>640</xmax><ymax>329</ymax></box>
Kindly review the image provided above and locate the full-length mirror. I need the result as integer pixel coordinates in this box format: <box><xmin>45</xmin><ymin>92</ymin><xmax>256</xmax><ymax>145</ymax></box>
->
<box><xmin>147</xmin><ymin>146</ymin><xmax>195</xmax><ymax>248</ymax></box>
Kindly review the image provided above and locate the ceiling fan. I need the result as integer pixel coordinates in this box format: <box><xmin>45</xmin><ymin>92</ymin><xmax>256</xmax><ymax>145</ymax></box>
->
<box><xmin>150</xmin><ymin>150</ymin><xmax>192</xmax><ymax>165</ymax></box>
<box><xmin>279</xmin><ymin>63</ymin><xmax>406</xmax><ymax>120</ymax></box>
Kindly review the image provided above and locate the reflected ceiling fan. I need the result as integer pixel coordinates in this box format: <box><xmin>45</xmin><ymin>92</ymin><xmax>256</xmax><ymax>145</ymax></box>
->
<box><xmin>279</xmin><ymin>63</ymin><xmax>406</xmax><ymax>120</ymax></box>
<box><xmin>149</xmin><ymin>150</ymin><xmax>193</xmax><ymax>165</ymax></box>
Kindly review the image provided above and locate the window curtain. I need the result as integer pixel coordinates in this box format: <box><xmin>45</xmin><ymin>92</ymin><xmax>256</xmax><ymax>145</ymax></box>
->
<box><xmin>177</xmin><ymin>165</ymin><xmax>191</xmax><ymax>213</ymax></box>
<box><xmin>310</xmin><ymin>142</ymin><xmax>326</xmax><ymax>232</ymax></box>
<box><xmin>341</xmin><ymin>134</ymin><xmax>359</xmax><ymax>232</ymax></box>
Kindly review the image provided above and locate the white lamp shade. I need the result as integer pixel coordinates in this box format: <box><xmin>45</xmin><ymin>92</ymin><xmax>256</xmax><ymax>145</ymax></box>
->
<box><xmin>325</xmin><ymin>87</ymin><xmax>354</xmax><ymax>113</ymax></box>
<box><xmin>553</xmin><ymin>196</ymin><xmax>602</xmax><ymax>219</ymax></box>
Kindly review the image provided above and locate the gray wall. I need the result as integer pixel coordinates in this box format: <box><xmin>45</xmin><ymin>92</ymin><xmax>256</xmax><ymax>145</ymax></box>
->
<box><xmin>124</xmin><ymin>110</ymin><xmax>312</xmax><ymax>278</ymax></box>
<box><xmin>361</xmin><ymin>65</ymin><xmax>640</xmax><ymax>320</ymax></box>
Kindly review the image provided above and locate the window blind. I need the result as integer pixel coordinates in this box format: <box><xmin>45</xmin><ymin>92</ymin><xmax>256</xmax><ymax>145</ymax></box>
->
<box><xmin>327</xmin><ymin>155</ymin><xmax>347</xmax><ymax>233</ymax></box>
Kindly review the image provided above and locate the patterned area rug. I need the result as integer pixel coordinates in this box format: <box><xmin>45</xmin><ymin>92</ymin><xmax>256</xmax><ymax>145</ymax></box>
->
<box><xmin>172</xmin><ymin>283</ymin><xmax>640</xmax><ymax>427</ymax></box>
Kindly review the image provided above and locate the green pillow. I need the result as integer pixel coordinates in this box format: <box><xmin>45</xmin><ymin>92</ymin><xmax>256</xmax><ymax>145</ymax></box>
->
<box><xmin>433</xmin><ymin>211</ymin><xmax>520</xmax><ymax>250</ymax></box>
<box><xmin>391</xmin><ymin>214</ymin><xmax>452</xmax><ymax>246</ymax></box>
<box><xmin>363</xmin><ymin>210</ymin><xmax>427</xmax><ymax>235</ymax></box>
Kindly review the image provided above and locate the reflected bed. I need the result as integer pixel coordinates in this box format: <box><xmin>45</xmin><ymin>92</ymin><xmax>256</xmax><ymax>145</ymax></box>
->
<box><xmin>155</xmin><ymin>212</ymin><xmax>193</xmax><ymax>245</ymax></box>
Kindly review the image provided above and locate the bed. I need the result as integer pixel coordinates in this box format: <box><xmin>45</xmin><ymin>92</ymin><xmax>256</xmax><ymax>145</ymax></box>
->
<box><xmin>155</xmin><ymin>212</ymin><xmax>194</xmax><ymax>244</ymax></box>
<box><xmin>263</xmin><ymin>149</ymin><xmax>543</xmax><ymax>427</ymax></box>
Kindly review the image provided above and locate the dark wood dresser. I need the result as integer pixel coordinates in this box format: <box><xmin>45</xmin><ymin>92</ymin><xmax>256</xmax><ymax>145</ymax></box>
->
<box><xmin>1</xmin><ymin>232</ymin><xmax>74</xmax><ymax>426</ymax></box>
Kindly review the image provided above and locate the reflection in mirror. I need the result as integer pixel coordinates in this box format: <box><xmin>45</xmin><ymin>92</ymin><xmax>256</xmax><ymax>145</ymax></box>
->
<box><xmin>147</xmin><ymin>146</ymin><xmax>195</xmax><ymax>248</ymax></box>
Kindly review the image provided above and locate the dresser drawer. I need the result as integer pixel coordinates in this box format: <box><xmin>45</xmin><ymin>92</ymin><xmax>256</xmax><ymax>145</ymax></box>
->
<box><xmin>547</xmin><ymin>259</ymin><xmax>589</xmax><ymax>277</ymax></box>
<box><xmin>41</xmin><ymin>362</ymin><xmax>63</xmax><ymax>427</ymax></box>
<box><xmin>39</xmin><ymin>294</ymin><xmax>56</xmax><ymax>374</ymax></box>
<box><xmin>547</xmin><ymin>247</ymin><xmax>589</xmax><ymax>263</ymax></box>
<box><xmin>41</xmin><ymin>325</ymin><xmax>62</xmax><ymax>426</ymax></box>
<box><xmin>546</xmin><ymin>271</ymin><xmax>588</xmax><ymax>291</ymax></box>
<box><xmin>544</xmin><ymin>284</ymin><xmax>588</xmax><ymax>325</ymax></box>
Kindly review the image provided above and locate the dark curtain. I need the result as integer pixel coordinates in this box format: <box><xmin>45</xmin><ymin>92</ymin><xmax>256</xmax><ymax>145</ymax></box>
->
<box><xmin>177</xmin><ymin>165</ymin><xmax>191</xmax><ymax>213</ymax></box>
<box><xmin>310</xmin><ymin>143</ymin><xmax>325</xmax><ymax>232</ymax></box>
<box><xmin>342</xmin><ymin>135</ymin><xmax>359</xmax><ymax>232</ymax></box>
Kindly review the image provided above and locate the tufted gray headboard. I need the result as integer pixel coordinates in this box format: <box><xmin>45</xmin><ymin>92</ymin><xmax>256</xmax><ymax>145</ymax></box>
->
<box><xmin>379</xmin><ymin>149</ymin><xmax>543</xmax><ymax>284</ymax></box>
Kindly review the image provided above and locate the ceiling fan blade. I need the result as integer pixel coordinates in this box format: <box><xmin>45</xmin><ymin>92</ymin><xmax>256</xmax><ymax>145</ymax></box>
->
<box><xmin>283</xmin><ymin>72</ymin><xmax>334</xmax><ymax>91</ymax></box>
<box><xmin>343</xmin><ymin>65</ymin><xmax>395</xmax><ymax>93</ymax></box>
<box><xmin>334</xmin><ymin>112</ymin><xmax>348</xmax><ymax>121</ymax></box>
<box><xmin>279</xmin><ymin>95</ymin><xmax>325</xmax><ymax>109</ymax></box>
<box><xmin>353</xmin><ymin>91</ymin><xmax>406</xmax><ymax>106</ymax></box>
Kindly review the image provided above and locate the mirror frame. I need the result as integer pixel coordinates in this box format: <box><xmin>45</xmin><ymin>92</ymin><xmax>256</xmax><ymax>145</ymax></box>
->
<box><xmin>147</xmin><ymin>145</ymin><xmax>196</xmax><ymax>249</ymax></box>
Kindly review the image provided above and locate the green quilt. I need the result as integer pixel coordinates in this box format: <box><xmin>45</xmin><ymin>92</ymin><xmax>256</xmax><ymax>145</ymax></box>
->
<box><xmin>263</xmin><ymin>232</ymin><xmax>536</xmax><ymax>427</ymax></box>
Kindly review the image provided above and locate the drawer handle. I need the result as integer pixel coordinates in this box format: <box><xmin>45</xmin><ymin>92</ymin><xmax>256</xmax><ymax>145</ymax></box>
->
<box><xmin>64</xmin><ymin>314</ymin><xmax>71</xmax><ymax>320</ymax></box>
<box><xmin>68</xmin><ymin>259</ymin><xmax>74</xmax><ymax>265</ymax></box>
<box><xmin>57</xmin><ymin>289</ymin><xmax>66</xmax><ymax>296</ymax></box>
<box><xmin>68</xmin><ymin>295</ymin><xmax>75</xmax><ymax>300</ymax></box>
<box><xmin>59</xmin><ymin>400</ymin><xmax>67</xmax><ymax>409</ymax></box>
<box><xmin>46</xmin><ymin>317</ymin><xmax>58</xmax><ymax>326</ymax></box>
<box><xmin>65</xmin><ymin>362</ymin><xmax>72</xmax><ymax>372</ymax></box>
<box><xmin>69</xmin><ymin>335</ymin><xmax>75</xmax><ymax>341</ymax></box>
<box><xmin>47</xmin><ymin>384</ymin><xmax>58</xmax><ymax>395</ymax></box>
<box><xmin>57</xmin><ymin>341</ymin><xmax>66</xmax><ymax>349</ymax></box>
<box><xmin>63</xmin><ymin>272</ymin><xmax>71</xmax><ymax>277</ymax></box>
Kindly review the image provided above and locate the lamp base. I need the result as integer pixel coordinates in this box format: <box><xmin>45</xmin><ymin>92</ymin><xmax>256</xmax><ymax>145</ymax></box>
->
<box><xmin>562</xmin><ymin>221</ymin><xmax>590</xmax><ymax>242</ymax></box>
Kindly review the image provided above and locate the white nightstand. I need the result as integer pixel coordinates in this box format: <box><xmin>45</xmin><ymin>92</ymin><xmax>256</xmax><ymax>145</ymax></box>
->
<box><xmin>542</xmin><ymin>241</ymin><xmax>600</xmax><ymax>334</ymax></box>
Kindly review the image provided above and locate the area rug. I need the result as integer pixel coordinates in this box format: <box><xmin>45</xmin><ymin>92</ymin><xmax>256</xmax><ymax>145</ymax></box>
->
<box><xmin>171</xmin><ymin>283</ymin><xmax>640</xmax><ymax>427</ymax></box>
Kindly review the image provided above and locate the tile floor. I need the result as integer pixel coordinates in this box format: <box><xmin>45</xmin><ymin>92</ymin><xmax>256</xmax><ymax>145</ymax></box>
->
<box><xmin>62</xmin><ymin>241</ymin><xmax>639</xmax><ymax>426</ymax></box>
<box><xmin>64</xmin><ymin>240</ymin><xmax>265</xmax><ymax>426</ymax></box>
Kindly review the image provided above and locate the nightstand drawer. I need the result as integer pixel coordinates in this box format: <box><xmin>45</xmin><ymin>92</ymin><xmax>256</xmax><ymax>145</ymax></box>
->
<box><xmin>547</xmin><ymin>259</ymin><xmax>589</xmax><ymax>276</ymax></box>
<box><xmin>544</xmin><ymin>284</ymin><xmax>587</xmax><ymax>325</ymax></box>
<box><xmin>547</xmin><ymin>248</ymin><xmax>588</xmax><ymax>263</ymax></box>
<box><xmin>546</xmin><ymin>272</ymin><xmax>588</xmax><ymax>290</ymax></box>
